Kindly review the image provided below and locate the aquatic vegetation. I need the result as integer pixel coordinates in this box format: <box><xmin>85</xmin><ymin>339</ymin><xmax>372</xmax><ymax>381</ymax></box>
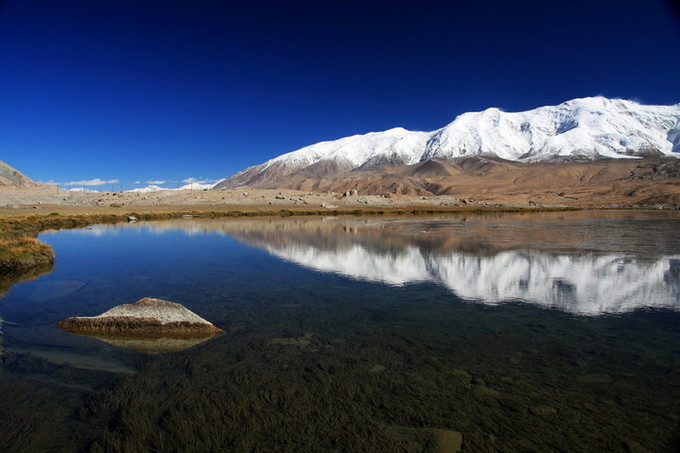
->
<box><xmin>78</xmin><ymin>304</ymin><xmax>680</xmax><ymax>452</ymax></box>
<box><xmin>0</xmin><ymin>379</ymin><xmax>76</xmax><ymax>452</ymax></box>
<box><xmin>0</xmin><ymin>212</ymin><xmax>678</xmax><ymax>452</ymax></box>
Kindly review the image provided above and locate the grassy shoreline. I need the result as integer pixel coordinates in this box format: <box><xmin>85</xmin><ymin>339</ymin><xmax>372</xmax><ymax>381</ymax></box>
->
<box><xmin>0</xmin><ymin>204</ymin><xmax>582</xmax><ymax>236</ymax></box>
<box><xmin>1</xmin><ymin>201</ymin><xmax>674</xmax><ymax>278</ymax></box>
<box><xmin>0</xmin><ymin>204</ymin><xmax>574</xmax><ymax>278</ymax></box>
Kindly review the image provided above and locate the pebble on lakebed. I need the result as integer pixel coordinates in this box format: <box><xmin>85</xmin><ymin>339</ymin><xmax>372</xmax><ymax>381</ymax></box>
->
<box><xmin>57</xmin><ymin>297</ymin><xmax>223</xmax><ymax>353</ymax></box>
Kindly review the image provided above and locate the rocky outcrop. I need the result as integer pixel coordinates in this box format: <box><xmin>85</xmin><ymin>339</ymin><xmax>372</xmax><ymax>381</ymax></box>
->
<box><xmin>0</xmin><ymin>160</ymin><xmax>40</xmax><ymax>189</ymax></box>
<box><xmin>58</xmin><ymin>298</ymin><xmax>222</xmax><ymax>353</ymax></box>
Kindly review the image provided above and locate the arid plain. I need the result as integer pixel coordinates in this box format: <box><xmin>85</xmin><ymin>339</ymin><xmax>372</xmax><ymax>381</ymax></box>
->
<box><xmin>1</xmin><ymin>157</ymin><xmax>679</xmax><ymax>219</ymax></box>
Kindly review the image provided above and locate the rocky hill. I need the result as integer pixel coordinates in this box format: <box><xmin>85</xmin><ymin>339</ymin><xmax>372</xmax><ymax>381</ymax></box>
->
<box><xmin>0</xmin><ymin>160</ymin><xmax>42</xmax><ymax>190</ymax></box>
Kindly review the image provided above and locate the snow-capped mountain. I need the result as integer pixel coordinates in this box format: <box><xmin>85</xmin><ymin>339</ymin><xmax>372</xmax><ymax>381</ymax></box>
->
<box><xmin>126</xmin><ymin>181</ymin><xmax>217</xmax><ymax>193</ymax></box>
<box><xmin>215</xmin><ymin>97</ymin><xmax>680</xmax><ymax>190</ymax></box>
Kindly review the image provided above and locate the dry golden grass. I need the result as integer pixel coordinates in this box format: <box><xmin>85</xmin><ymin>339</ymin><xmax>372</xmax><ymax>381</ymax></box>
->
<box><xmin>0</xmin><ymin>237</ymin><xmax>54</xmax><ymax>274</ymax></box>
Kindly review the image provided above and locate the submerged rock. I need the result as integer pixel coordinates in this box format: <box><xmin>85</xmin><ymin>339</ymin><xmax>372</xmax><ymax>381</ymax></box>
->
<box><xmin>57</xmin><ymin>297</ymin><xmax>222</xmax><ymax>353</ymax></box>
<box><xmin>369</xmin><ymin>364</ymin><xmax>386</xmax><ymax>373</ymax></box>
<box><xmin>269</xmin><ymin>335</ymin><xmax>312</xmax><ymax>348</ymax></box>
<box><xmin>24</xmin><ymin>280</ymin><xmax>86</xmax><ymax>302</ymax></box>
<box><xmin>429</xmin><ymin>428</ymin><xmax>463</xmax><ymax>453</ymax></box>
<box><xmin>389</xmin><ymin>426</ymin><xmax>463</xmax><ymax>453</ymax></box>
<box><xmin>529</xmin><ymin>405</ymin><xmax>558</xmax><ymax>417</ymax></box>
<box><xmin>576</xmin><ymin>373</ymin><xmax>612</xmax><ymax>384</ymax></box>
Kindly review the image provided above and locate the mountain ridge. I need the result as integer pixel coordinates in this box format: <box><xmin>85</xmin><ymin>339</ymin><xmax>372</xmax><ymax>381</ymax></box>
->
<box><xmin>215</xmin><ymin>96</ymin><xmax>680</xmax><ymax>191</ymax></box>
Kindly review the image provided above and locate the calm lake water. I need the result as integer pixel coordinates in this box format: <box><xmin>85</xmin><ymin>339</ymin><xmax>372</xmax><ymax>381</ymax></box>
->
<box><xmin>1</xmin><ymin>211</ymin><xmax>679</xmax><ymax>452</ymax></box>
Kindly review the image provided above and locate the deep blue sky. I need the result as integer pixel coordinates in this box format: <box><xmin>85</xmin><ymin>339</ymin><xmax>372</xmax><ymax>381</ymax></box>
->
<box><xmin>1</xmin><ymin>0</ymin><xmax>679</xmax><ymax>189</ymax></box>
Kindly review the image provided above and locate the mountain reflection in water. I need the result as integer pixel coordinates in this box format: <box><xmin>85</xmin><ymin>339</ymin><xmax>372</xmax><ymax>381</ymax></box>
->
<box><xmin>264</xmin><ymin>246</ymin><xmax>680</xmax><ymax>315</ymax></box>
<box><xmin>90</xmin><ymin>211</ymin><xmax>680</xmax><ymax>316</ymax></box>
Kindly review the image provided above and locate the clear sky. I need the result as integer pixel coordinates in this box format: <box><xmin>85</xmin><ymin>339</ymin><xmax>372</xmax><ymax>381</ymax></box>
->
<box><xmin>1</xmin><ymin>0</ymin><xmax>679</xmax><ymax>190</ymax></box>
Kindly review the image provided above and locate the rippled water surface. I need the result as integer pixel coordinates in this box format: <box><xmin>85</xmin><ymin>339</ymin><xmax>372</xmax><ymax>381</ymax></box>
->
<box><xmin>1</xmin><ymin>211</ymin><xmax>679</xmax><ymax>452</ymax></box>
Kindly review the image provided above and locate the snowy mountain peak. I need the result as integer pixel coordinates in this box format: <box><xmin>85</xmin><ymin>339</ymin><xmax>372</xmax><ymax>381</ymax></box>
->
<box><xmin>215</xmin><ymin>97</ymin><xmax>680</xmax><ymax>189</ymax></box>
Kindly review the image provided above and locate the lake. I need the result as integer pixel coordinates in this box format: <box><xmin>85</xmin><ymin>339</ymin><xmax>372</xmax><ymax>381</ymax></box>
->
<box><xmin>1</xmin><ymin>210</ymin><xmax>679</xmax><ymax>452</ymax></box>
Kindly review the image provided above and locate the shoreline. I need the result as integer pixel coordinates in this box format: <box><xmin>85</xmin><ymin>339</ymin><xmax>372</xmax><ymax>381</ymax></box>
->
<box><xmin>0</xmin><ymin>188</ymin><xmax>677</xmax><ymax>279</ymax></box>
<box><xmin>0</xmin><ymin>203</ymin><xmax>592</xmax><ymax>242</ymax></box>
<box><xmin>1</xmin><ymin>194</ymin><xmax>676</xmax><ymax>242</ymax></box>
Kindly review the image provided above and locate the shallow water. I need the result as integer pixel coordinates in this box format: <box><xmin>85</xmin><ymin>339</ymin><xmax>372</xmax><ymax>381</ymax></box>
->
<box><xmin>1</xmin><ymin>211</ymin><xmax>679</xmax><ymax>452</ymax></box>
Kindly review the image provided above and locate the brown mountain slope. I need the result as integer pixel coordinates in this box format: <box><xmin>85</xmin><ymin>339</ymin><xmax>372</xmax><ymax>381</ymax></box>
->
<box><xmin>0</xmin><ymin>160</ymin><xmax>40</xmax><ymax>189</ymax></box>
<box><xmin>215</xmin><ymin>156</ymin><xmax>680</xmax><ymax>206</ymax></box>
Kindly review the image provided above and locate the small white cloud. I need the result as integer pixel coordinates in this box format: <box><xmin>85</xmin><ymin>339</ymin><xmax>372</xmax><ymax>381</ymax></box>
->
<box><xmin>41</xmin><ymin>178</ymin><xmax>119</xmax><ymax>187</ymax></box>
<box><xmin>68</xmin><ymin>187</ymin><xmax>100</xmax><ymax>193</ymax></box>
<box><xmin>64</xmin><ymin>178</ymin><xmax>119</xmax><ymax>186</ymax></box>
<box><xmin>145</xmin><ymin>180</ymin><xmax>166</xmax><ymax>185</ymax></box>
<box><xmin>181</xmin><ymin>177</ymin><xmax>215</xmax><ymax>185</ymax></box>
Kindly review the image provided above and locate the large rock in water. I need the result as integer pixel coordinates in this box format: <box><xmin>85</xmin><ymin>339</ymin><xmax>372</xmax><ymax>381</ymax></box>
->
<box><xmin>57</xmin><ymin>298</ymin><xmax>222</xmax><ymax>353</ymax></box>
